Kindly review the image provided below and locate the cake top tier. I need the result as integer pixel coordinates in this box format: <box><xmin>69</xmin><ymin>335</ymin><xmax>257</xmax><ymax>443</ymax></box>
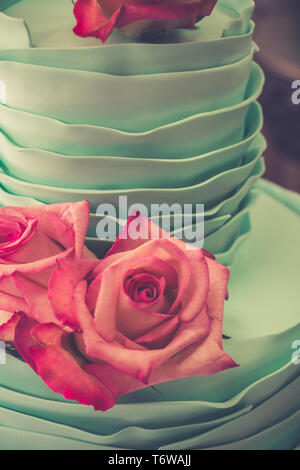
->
<box><xmin>2</xmin><ymin>0</ymin><xmax>254</xmax><ymax>48</ymax></box>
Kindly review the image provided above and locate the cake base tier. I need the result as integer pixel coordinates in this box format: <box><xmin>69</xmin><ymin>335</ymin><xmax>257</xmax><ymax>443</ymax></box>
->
<box><xmin>0</xmin><ymin>179</ymin><xmax>299</xmax><ymax>450</ymax></box>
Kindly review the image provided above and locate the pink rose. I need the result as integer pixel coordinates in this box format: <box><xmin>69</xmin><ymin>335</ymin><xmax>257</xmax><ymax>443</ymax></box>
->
<box><xmin>0</xmin><ymin>201</ymin><xmax>96</xmax><ymax>342</ymax></box>
<box><xmin>73</xmin><ymin>0</ymin><xmax>218</xmax><ymax>43</ymax></box>
<box><xmin>4</xmin><ymin>211</ymin><xmax>237</xmax><ymax>411</ymax></box>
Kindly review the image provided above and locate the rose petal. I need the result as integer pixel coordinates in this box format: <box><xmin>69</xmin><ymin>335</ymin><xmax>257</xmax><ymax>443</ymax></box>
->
<box><xmin>76</xmin><ymin>278</ymin><xmax>211</xmax><ymax>383</ymax></box>
<box><xmin>117</xmin><ymin>290</ymin><xmax>173</xmax><ymax>341</ymax></box>
<box><xmin>148</xmin><ymin>258</ymin><xmax>237</xmax><ymax>383</ymax></box>
<box><xmin>0</xmin><ymin>216</ymin><xmax>37</xmax><ymax>258</ymax></box>
<box><xmin>31</xmin><ymin>322</ymin><xmax>66</xmax><ymax>346</ymax></box>
<box><xmin>92</xmin><ymin>239</ymin><xmax>193</xmax><ymax>340</ymax></box>
<box><xmin>135</xmin><ymin>315</ymin><xmax>180</xmax><ymax>348</ymax></box>
<box><xmin>30</xmin><ymin>344</ymin><xmax>116</xmax><ymax>410</ymax></box>
<box><xmin>14</xmin><ymin>315</ymin><xmax>39</xmax><ymax>369</ymax></box>
<box><xmin>29</xmin><ymin>325</ymin><xmax>116</xmax><ymax>411</ymax></box>
<box><xmin>12</xmin><ymin>273</ymin><xmax>59</xmax><ymax>324</ymax></box>
<box><xmin>90</xmin><ymin>252</ymin><xmax>179</xmax><ymax>340</ymax></box>
<box><xmin>176</xmin><ymin>249</ymin><xmax>209</xmax><ymax>323</ymax></box>
<box><xmin>4</xmin><ymin>228</ymin><xmax>63</xmax><ymax>265</ymax></box>
<box><xmin>93</xmin><ymin>258</ymin><xmax>172</xmax><ymax>341</ymax></box>
<box><xmin>84</xmin><ymin>306</ymin><xmax>212</xmax><ymax>397</ymax></box>
<box><xmin>73</xmin><ymin>0</ymin><xmax>108</xmax><ymax>38</ymax></box>
<box><xmin>90</xmin><ymin>268</ymin><xmax>118</xmax><ymax>342</ymax></box>
<box><xmin>103</xmin><ymin>214</ymin><xmax>209</xmax><ymax>322</ymax></box>
<box><xmin>0</xmin><ymin>289</ymin><xmax>29</xmax><ymax>315</ymax></box>
<box><xmin>84</xmin><ymin>362</ymin><xmax>144</xmax><ymax>398</ymax></box>
<box><xmin>0</xmin><ymin>247</ymin><xmax>73</xmax><ymax>278</ymax></box>
<box><xmin>13</xmin><ymin>318</ymin><xmax>116</xmax><ymax>410</ymax></box>
<box><xmin>48</xmin><ymin>258</ymin><xmax>99</xmax><ymax>329</ymax></box>
<box><xmin>20</xmin><ymin>201</ymin><xmax>91</xmax><ymax>259</ymax></box>
<box><xmin>115</xmin><ymin>330</ymin><xmax>147</xmax><ymax>351</ymax></box>
<box><xmin>90</xmin><ymin>247</ymin><xmax>177</xmax><ymax>293</ymax></box>
<box><xmin>0</xmin><ymin>276</ymin><xmax>24</xmax><ymax>297</ymax></box>
<box><xmin>74</xmin><ymin>281</ymin><xmax>155</xmax><ymax>381</ymax></box>
<box><xmin>124</xmin><ymin>272</ymin><xmax>165</xmax><ymax>305</ymax></box>
<box><xmin>73</xmin><ymin>0</ymin><xmax>217</xmax><ymax>43</ymax></box>
<box><xmin>150</xmin><ymin>332</ymin><xmax>238</xmax><ymax>385</ymax></box>
<box><xmin>30</xmin><ymin>346</ymin><xmax>116</xmax><ymax>411</ymax></box>
<box><xmin>0</xmin><ymin>311</ymin><xmax>22</xmax><ymax>343</ymax></box>
<box><xmin>205</xmin><ymin>256</ymin><xmax>231</xmax><ymax>345</ymax></box>
<box><xmin>0</xmin><ymin>309</ymin><xmax>14</xmax><ymax>327</ymax></box>
<box><xmin>0</xmin><ymin>202</ymin><xmax>91</xmax><ymax>262</ymax></box>
<box><xmin>106</xmin><ymin>211</ymin><xmax>170</xmax><ymax>257</ymax></box>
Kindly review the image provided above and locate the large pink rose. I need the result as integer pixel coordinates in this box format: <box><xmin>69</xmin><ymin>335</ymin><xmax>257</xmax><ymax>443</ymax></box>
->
<box><xmin>4</xmin><ymin>211</ymin><xmax>237</xmax><ymax>411</ymax></box>
<box><xmin>73</xmin><ymin>0</ymin><xmax>218</xmax><ymax>43</ymax></box>
<box><xmin>0</xmin><ymin>201</ymin><xmax>96</xmax><ymax>342</ymax></box>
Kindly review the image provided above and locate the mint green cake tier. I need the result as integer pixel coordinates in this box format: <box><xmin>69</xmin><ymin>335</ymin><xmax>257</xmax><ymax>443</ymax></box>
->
<box><xmin>0</xmin><ymin>181</ymin><xmax>299</xmax><ymax>450</ymax></box>
<box><xmin>0</xmin><ymin>68</ymin><xmax>263</xmax><ymax>159</ymax></box>
<box><xmin>0</xmin><ymin>0</ymin><xmax>254</xmax><ymax>70</ymax></box>
<box><xmin>0</xmin><ymin>102</ymin><xmax>263</xmax><ymax>189</ymax></box>
<box><xmin>0</xmin><ymin>135</ymin><xmax>265</xmax><ymax>209</ymax></box>
<box><xmin>1</xmin><ymin>0</ymin><xmax>298</xmax><ymax>451</ymax></box>
<box><xmin>0</xmin><ymin>53</ymin><xmax>255</xmax><ymax>131</ymax></box>
<box><xmin>0</xmin><ymin>0</ymin><xmax>262</xmax><ymax>260</ymax></box>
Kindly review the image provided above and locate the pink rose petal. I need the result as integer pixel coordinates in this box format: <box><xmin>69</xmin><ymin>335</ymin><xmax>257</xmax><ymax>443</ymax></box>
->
<box><xmin>176</xmin><ymin>249</ymin><xmax>209</xmax><ymax>323</ymax></box>
<box><xmin>30</xmin><ymin>344</ymin><xmax>116</xmax><ymax>410</ymax></box>
<box><xmin>13</xmin><ymin>273</ymin><xmax>59</xmax><ymax>324</ymax></box>
<box><xmin>93</xmin><ymin>238</ymin><xmax>195</xmax><ymax>339</ymax></box>
<box><xmin>73</xmin><ymin>0</ymin><xmax>217</xmax><ymax>43</ymax></box>
<box><xmin>104</xmin><ymin>214</ymin><xmax>210</xmax><ymax>322</ymax></box>
<box><xmin>106</xmin><ymin>211</ymin><xmax>170</xmax><ymax>257</ymax></box>
<box><xmin>5</xmin><ymin>227</ymin><xmax>63</xmax><ymax>265</ymax></box>
<box><xmin>0</xmin><ymin>247</ymin><xmax>73</xmax><ymax>278</ymax></box>
<box><xmin>0</xmin><ymin>289</ymin><xmax>29</xmax><ymax>315</ymax></box>
<box><xmin>14</xmin><ymin>319</ymin><xmax>116</xmax><ymax>411</ymax></box>
<box><xmin>0</xmin><ymin>276</ymin><xmax>25</xmax><ymax>297</ymax></box>
<box><xmin>76</xmin><ymin>278</ymin><xmax>212</xmax><ymax>383</ymax></box>
<box><xmin>48</xmin><ymin>258</ymin><xmax>99</xmax><ymax>330</ymax></box>
<box><xmin>150</xmin><ymin>331</ymin><xmax>238</xmax><ymax>385</ymax></box>
<box><xmin>1</xmin><ymin>206</ymin><xmax>236</xmax><ymax>410</ymax></box>
<box><xmin>0</xmin><ymin>216</ymin><xmax>37</xmax><ymax>258</ymax></box>
<box><xmin>91</xmin><ymin>251</ymin><xmax>179</xmax><ymax>341</ymax></box>
<box><xmin>84</xmin><ymin>307</ymin><xmax>212</xmax><ymax>397</ymax></box>
<box><xmin>0</xmin><ymin>311</ymin><xmax>22</xmax><ymax>343</ymax></box>
<box><xmin>135</xmin><ymin>315</ymin><xmax>180</xmax><ymax>348</ymax></box>
<box><xmin>0</xmin><ymin>309</ymin><xmax>14</xmax><ymax>327</ymax></box>
<box><xmin>29</xmin><ymin>325</ymin><xmax>116</xmax><ymax>410</ymax></box>
<box><xmin>14</xmin><ymin>315</ymin><xmax>39</xmax><ymax>370</ymax></box>
<box><xmin>84</xmin><ymin>362</ymin><xmax>145</xmax><ymax>398</ymax></box>
<box><xmin>20</xmin><ymin>201</ymin><xmax>91</xmax><ymax>259</ymax></box>
<box><xmin>31</xmin><ymin>322</ymin><xmax>67</xmax><ymax>346</ymax></box>
<box><xmin>74</xmin><ymin>281</ymin><xmax>156</xmax><ymax>381</ymax></box>
<box><xmin>204</xmin><ymin>256</ymin><xmax>231</xmax><ymax>345</ymax></box>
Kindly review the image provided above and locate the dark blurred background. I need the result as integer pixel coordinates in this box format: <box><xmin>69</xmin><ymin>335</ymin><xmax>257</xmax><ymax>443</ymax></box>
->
<box><xmin>253</xmin><ymin>0</ymin><xmax>300</xmax><ymax>193</ymax></box>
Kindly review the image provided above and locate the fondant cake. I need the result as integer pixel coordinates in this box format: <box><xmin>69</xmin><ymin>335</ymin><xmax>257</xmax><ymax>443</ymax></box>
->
<box><xmin>0</xmin><ymin>0</ymin><xmax>299</xmax><ymax>450</ymax></box>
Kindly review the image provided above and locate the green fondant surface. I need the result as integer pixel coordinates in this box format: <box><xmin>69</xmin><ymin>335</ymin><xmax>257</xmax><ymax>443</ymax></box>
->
<box><xmin>0</xmin><ymin>181</ymin><xmax>299</xmax><ymax>450</ymax></box>
<box><xmin>0</xmin><ymin>0</ymin><xmax>298</xmax><ymax>451</ymax></box>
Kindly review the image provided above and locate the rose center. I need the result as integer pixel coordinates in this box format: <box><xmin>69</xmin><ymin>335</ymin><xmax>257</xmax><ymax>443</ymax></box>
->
<box><xmin>0</xmin><ymin>216</ymin><xmax>27</xmax><ymax>243</ymax></box>
<box><xmin>124</xmin><ymin>272</ymin><xmax>162</xmax><ymax>304</ymax></box>
<box><xmin>0</xmin><ymin>215</ymin><xmax>38</xmax><ymax>257</ymax></box>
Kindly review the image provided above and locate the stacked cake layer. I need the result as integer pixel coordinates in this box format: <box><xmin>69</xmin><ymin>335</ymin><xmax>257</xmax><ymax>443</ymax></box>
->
<box><xmin>0</xmin><ymin>180</ymin><xmax>299</xmax><ymax>450</ymax></box>
<box><xmin>0</xmin><ymin>0</ymin><xmax>299</xmax><ymax>451</ymax></box>
<box><xmin>0</xmin><ymin>0</ymin><xmax>264</xmax><ymax>264</ymax></box>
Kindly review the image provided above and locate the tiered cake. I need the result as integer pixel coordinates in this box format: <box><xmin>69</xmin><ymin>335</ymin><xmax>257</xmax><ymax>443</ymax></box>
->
<box><xmin>0</xmin><ymin>0</ymin><xmax>265</xmax><ymax>263</ymax></box>
<box><xmin>0</xmin><ymin>0</ymin><xmax>299</xmax><ymax>450</ymax></box>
